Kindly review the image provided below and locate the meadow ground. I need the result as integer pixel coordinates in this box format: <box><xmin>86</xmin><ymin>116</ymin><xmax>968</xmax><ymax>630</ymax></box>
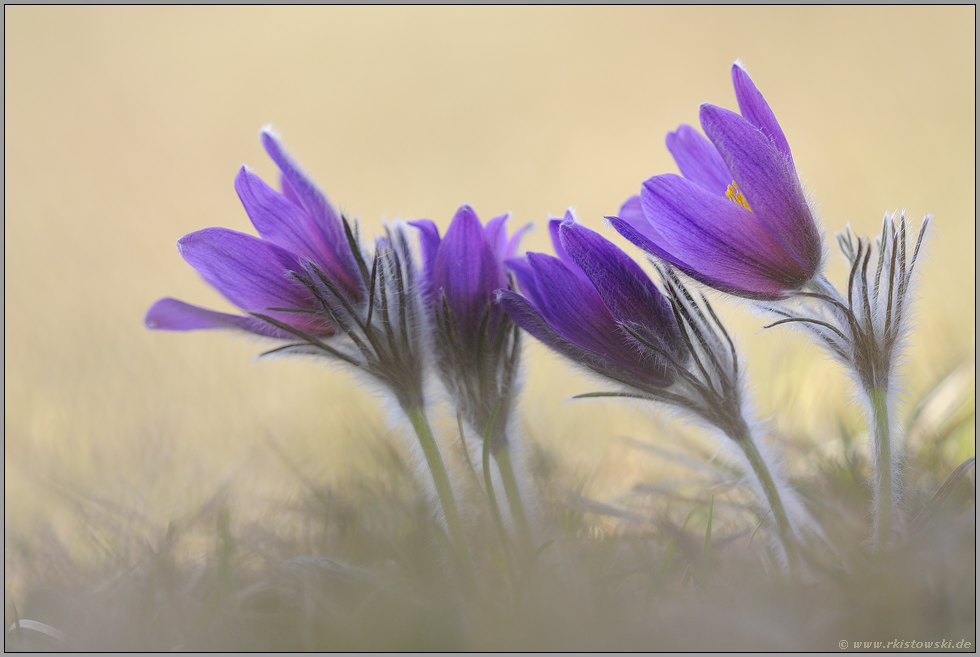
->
<box><xmin>4</xmin><ymin>6</ymin><xmax>975</xmax><ymax>651</ymax></box>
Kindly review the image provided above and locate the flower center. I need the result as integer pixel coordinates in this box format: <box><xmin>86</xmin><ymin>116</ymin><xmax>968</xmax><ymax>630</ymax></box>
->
<box><xmin>725</xmin><ymin>181</ymin><xmax>752</xmax><ymax>211</ymax></box>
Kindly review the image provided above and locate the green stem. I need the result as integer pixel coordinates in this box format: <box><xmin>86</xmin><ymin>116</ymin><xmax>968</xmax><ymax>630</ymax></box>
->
<box><xmin>869</xmin><ymin>385</ymin><xmax>893</xmax><ymax>548</ymax></box>
<box><xmin>492</xmin><ymin>444</ymin><xmax>533</xmax><ymax>557</ymax></box>
<box><xmin>481</xmin><ymin>426</ymin><xmax>517</xmax><ymax>586</ymax></box>
<box><xmin>737</xmin><ymin>432</ymin><xmax>799</xmax><ymax>569</ymax></box>
<box><xmin>407</xmin><ymin>406</ymin><xmax>473</xmax><ymax>577</ymax></box>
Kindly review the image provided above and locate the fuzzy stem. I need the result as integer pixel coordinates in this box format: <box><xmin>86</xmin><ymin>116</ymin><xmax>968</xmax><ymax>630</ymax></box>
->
<box><xmin>481</xmin><ymin>423</ymin><xmax>511</xmax><ymax>560</ymax></box>
<box><xmin>406</xmin><ymin>406</ymin><xmax>473</xmax><ymax>578</ymax></box>
<box><xmin>736</xmin><ymin>431</ymin><xmax>799</xmax><ymax>569</ymax></box>
<box><xmin>492</xmin><ymin>443</ymin><xmax>533</xmax><ymax>557</ymax></box>
<box><xmin>869</xmin><ymin>385</ymin><xmax>894</xmax><ymax>548</ymax></box>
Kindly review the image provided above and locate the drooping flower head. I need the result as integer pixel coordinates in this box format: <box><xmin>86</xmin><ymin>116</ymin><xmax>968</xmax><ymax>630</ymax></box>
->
<box><xmin>498</xmin><ymin>213</ymin><xmax>685</xmax><ymax>397</ymax></box>
<box><xmin>410</xmin><ymin>206</ymin><xmax>530</xmax><ymax>447</ymax></box>
<box><xmin>610</xmin><ymin>63</ymin><xmax>822</xmax><ymax>300</ymax></box>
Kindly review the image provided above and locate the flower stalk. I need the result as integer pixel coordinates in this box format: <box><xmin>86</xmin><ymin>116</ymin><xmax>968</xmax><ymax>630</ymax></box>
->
<box><xmin>479</xmin><ymin>405</ymin><xmax>533</xmax><ymax>561</ymax></box>
<box><xmin>869</xmin><ymin>386</ymin><xmax>893</xmax><ymax>548</ymax></box>
<box><xmin>492</xmin><ymin>443</ymin><xmax>533</xmax><ymax>557</ymax></box>
<box><xmin>408</xmin><ymin>406</ymin><xmax>474</xmax><ymax>576</ymax></box>
<box><xmin>736</xmin><ymin>428</ymin><xmax>799</xmax><ymax>569</ymax></box>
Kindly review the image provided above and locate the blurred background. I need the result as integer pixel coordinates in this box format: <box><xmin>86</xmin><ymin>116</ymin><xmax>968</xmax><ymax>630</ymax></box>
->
<box><xmin>4</xmin><ymin>6</ymin><xmax>975</xmax><ymax>562</ymax></box>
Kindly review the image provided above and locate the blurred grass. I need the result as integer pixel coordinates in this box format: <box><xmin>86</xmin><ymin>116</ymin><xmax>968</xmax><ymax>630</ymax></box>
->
<box><xmin>4</xmin><ymin>388</ymin><xmax>975</xmax><ymax>650</ymax></box>
<box><xmin>4</xmin><ymin>6</ymin><xmax>976</xmax><ymax>650</ymax></box>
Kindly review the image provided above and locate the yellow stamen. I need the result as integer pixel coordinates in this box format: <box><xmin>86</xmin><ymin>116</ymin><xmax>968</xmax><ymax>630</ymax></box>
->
<box><xmin>725</xmin><ymin>180</ymin><xmax>751</xmax><ymax>211</ymax></box>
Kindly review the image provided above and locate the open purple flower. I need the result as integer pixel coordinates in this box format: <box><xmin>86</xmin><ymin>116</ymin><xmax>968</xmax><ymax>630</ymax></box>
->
<box><xmin>499</xmin><ymin>214</ymin><xmax>685</xmax><ymax>395</ymax></box>
<box><xmin>145</xmin><ymin>129</ymin><xmax>362</xmax><ymax>338</ymax></box>
<box><xmin>610</xmin><ymin>63</ymin><xmax>822</xmax><ymax>300</ymax></box>
<box><xmin>409</xmin><ymin>205</ymin><xmax>529</xmax><ymax>447</ymax></box>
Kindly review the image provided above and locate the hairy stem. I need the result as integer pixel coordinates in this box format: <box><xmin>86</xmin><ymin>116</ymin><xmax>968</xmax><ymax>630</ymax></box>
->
<box><xmin>869</xmin><ymin>385</ymin><xmax>894</xmax><ymax>548</ymax></box>
<box><xmin>492</xmin><ymin>443</ymin><xmax>533</xmax><ymax>557</ymax></box>
<box><xmin>406</xmin><ymin>406</ymin><xmax>473</xmax><ymax>578</ymax></box>
<box><xmin>736</xmin><ymin>432</ymin><xmax>799</xmax><ymax>569</ymax></box>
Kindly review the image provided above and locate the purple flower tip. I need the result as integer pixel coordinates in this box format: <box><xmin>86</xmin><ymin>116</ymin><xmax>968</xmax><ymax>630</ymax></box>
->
<box><xmin>502</xmin><ymin>216</ymin><xmax>684</xmax><ymax>393</ymax></box>
<box><xmin>612</xmin><ymin>65</ymin><xmax>823</xmax><ymax>300</ymax></box>
<box><xmin>147</xmin><ymin>132</ymin><xmax>362</xmax><ymax>339</ymax></box>
<box><xmin>413</xmin><ymin>205</ymin><xmax>529</xmax><ymax>443</ymax></box>
<box><xmin>413</xmin><ymin>204</ymin><xmax>528</xmax><ymax>350</ymax></box>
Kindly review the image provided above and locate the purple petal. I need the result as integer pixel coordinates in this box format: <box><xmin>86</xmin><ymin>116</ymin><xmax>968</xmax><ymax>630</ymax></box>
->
<box><xmin>638</xmin><ymin>174</ymin><xmax>808</xmax><ymax>298</ymax></box>
<box><xmin>279</xmin><ymin>171</ymin><xmax>303</xmax><ymax>208</ymax></box>
<box><xmin>731</xmin><ymin>64</ymin><xmax>793</xmax><ymax>167</ymax></box>
<box><xmin>506</xmin><ymin>255</ymin><xmax>549</xmax><ymax>315</ymax></box>
<box><xmin>520</xmin><ymin>253</ymin><xmax>627</xmax><ymax>357</ymax></box>
<box><xmin>432</xmin><ymin>205</ymin><xmax>502</xmax><ymax>339</ymax></box>
<box><xmin>144</xmin><ymin>298</ymin><xmax>302</xmax><ymax>339</ymax></box>
<box><xmin>700</xmin><ymin>104</ymin><xmax>821</xmax><ymax>278</ymax></box>
<box><xmin>558</xmin><ymin>221</ymin><xmax>681</xmax><ymax>353</ymax></box>
<box><xmin>499</xmin><ymin>286</ymin><xmax>672</xmax><ymax>389</ymax></box>
<box><xmin>260</xmin><ymin>130</ymin><xmax>337</xmax><ymax>232</ymax></box>
<box><xmin>504</xmin><ymin>222</ymin><xmax>532</xmax><ymax>260</ymax></box>
<box><xmin>484</xmin><ymin>213</ymin><xmax>510</xmax><ymax>262</ymax></box>
<box><xmin>665</xmin><ymin>124</ymin><xmax>732</xmax><ymax>196</ymax></box>
<box><xmin>498</xmin><ymin>290</ymin><xmax>638</xmax><ymax>380</ymax></box>
<box><xmin>177</xmin><ymin>228</ymin><xmax>331</xmax><ymax>332</ymax></box>
<box><xmin>408</xmin><ymin>219</ymin><xmax>441</xmax><ymax>300</ymax></box>
<box><xmin>547</xmin><ymin>218</ymin><xmax>573</xmax><ymax>269</ymax></box>
<box><xmin>409</xmin><ymin>219</ymin><xmax>441</xmax><ymax>267</ymax></box>
<box><xmin>260</xmin><ymin>129</ymin><xmax>361</xmax><ymax>290</ymax></box>
<box><xmin>234</xmin><ymin>167</ymin><xmax>360</xmax><ymax>298</ymax></box>
<box><xmin>498</xmin><ymin>289</ymin><xmax>602</xmax><ymax>366</ymax></box>
<box><xmin>617</xmin><ymin>195</ymin><xmax>645</xmax><ymax>225</ymax></box>
<box><xmin>611</xmin><ymin>210</ymin><xmax>783</xmax><ymax>301</ymax></box>
<box><xmin>609</xmin><ymin>199</ymin><xmax>699</xmax><ymax>273</ymax></box>
<box><xmin>547</xmin><ymin>213</ymin><xmax>590</xmax><ymax>286</ymax></box>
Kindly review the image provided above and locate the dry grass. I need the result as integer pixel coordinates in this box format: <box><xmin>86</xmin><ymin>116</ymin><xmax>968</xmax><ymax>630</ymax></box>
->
<box><xmin>4</xmin><ymin>360</ymin><xmax>975</xmax><ymax>651</ymax></box>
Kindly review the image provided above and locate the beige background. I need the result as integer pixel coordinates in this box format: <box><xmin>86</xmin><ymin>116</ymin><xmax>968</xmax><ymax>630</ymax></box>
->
<box><xmin>4</xmin><ymin>7</ymin><xmax>975</xmax><ymax>537</ymax></box>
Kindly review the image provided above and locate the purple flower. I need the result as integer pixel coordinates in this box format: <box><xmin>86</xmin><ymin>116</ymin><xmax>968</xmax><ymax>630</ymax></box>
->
<box><xmin>410</xmin><ymin>205</ymin><xmax>530</xmax><ymax>443</ymax></box>
<box><xmin>411</xmin><ymin>206</ymin><xmax>529</xmax><ymax>351</ymax></box>
<box><xmin>499</xmin><ymin>214</ymin><xmax>684</xmax><ymax>394</ymax></box>
<box><xmin>145</xmin><ymin>129</ymin><xmax>362</xmax><ymax>339</ymax></box>
<box><xmin>610</xmin><ymin>63</ymin><xmax>822</xmax><ymax>300</ymax></box>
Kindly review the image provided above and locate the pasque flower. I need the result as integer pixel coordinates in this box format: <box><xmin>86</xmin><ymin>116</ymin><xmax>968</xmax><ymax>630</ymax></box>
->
<box><xmin>410</xmin><ymin>206</ymin><xmax>528</xmax><ymax>447</ymax></box>
<box><xmin>145</xmin><ymin>129</ymin><xmax>362</xmax><ymax>338</ymax></box>
<box><xmin>145</xmin><ymin>129</ymin><xmax>431</xmax><ymax>415</ymax></box>
<box><xmin>610</xmin><ymin>63</ymin><xmax>822</xmax><ymax>300</ymax></box>
<box><xmin>501</xmin><ymin>215</ymin><xmax>800</xmax><ymax>566</ymax></box>
<box><xmin>145</xmin><ymin>130</ymin><xmax>473</xmax><ymax>575</ymax></box>
<box><xmin>411</xmin><ymin>206</ymin><xmax>533</xmax><ymax>553</ymax></box>
<box><xmin>499</xmin><ymin>213</ymin><xmax>685</xmax><ymax>396</ymax></box>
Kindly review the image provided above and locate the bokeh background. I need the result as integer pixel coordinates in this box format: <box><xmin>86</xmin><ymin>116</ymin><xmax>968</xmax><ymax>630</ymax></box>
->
<box><xmin>5</xmin><ymin>7</ymin><xmax>975</xmax><ymax>560</ymax></box>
